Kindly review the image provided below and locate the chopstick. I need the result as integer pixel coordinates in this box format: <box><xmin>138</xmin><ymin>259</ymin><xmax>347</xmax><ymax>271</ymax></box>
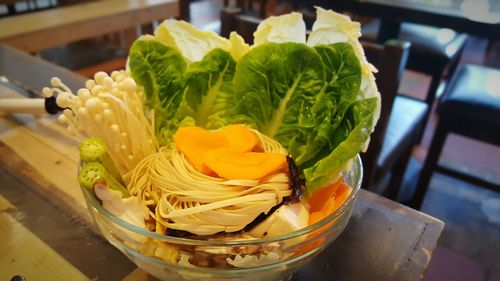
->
<box><xmin>0</xmin><ymin>96</ymin><xmax>63</xmax><ymax>115</ymax></box>
<box><xmin>0</xmin><ymin>76</ymin><xmax>64</xmax><ymax>115</ymax></box>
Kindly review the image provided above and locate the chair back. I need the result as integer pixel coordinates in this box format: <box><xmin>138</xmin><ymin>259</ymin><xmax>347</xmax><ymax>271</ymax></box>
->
<box><xmin>220</xmin><ymin>9</ymin><xmax>411</xmax><ymax>189</ymax></box>
<box><xmin>361</xmin><ymin>40</ymin><xmax>410</xmax><ymax>188</ymax></box>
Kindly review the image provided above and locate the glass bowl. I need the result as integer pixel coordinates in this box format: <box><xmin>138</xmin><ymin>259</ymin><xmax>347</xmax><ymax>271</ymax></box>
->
<box><xmin>81</xmin><ymin>155</ymin><xmax>362</xmax><ymax>281</ymax></box>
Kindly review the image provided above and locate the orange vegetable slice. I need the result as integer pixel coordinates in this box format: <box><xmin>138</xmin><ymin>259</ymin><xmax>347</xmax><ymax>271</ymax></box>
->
<box><xmin>307</xmin><ymin>180</ymin><xmax>352</xmax><ymax>226</ymax></box>
<box><xmin>202</xmin><ymin>147</ymin><xmax>287</xmax><ymax>180</ymax></box>
<box><xmin>308</xmin><ymin>211</ymin><xmax>324</xmax><ymax>226</ymax></box>
<box><xmin>174</xmin><ymin>126</ymin><xmax>228</xmax><ymax>174</ymax></box>
<box><xmin>321</xmin><ymin>197</ymin><xmax>335</xmax><ymax>215</ymax></box>
<box><xmin>308</xmin><ymin>178</ymin><xmax>342</xmax><ymax>213</ymax></box>
<box><xmin>332</xmin><ymin>182</ymin><xmax>352</xmax><ymax>213</ymax></box>
<box><xmin>219</xmin><ymin>124</ymin><xmax>258</xmax><ymax>153</ymax></box>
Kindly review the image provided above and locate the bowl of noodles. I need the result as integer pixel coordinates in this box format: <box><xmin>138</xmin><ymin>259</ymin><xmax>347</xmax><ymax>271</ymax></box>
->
<box><xmin>81</xmin><ymin>155</ymin><xmax>362</xmax><ymax>281</ymax></box>
<box><xmin>44</xmin><ymin>7</ymin><xmax>379</xmax><ymax>281</ymax></box>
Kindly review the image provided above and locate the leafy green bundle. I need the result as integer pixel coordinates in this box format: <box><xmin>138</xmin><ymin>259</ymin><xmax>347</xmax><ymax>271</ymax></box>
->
<box><xmin>128</xmin><ymin>8</ymin><xmax>380</xmax><ymax>194</ymax></box>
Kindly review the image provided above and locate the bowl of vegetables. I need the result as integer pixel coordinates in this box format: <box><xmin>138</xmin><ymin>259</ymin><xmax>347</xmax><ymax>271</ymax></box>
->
<box><xmin>81</xmin><ymin>153</ymin><xmax>362</xmax><ymax>281</ymax></box>
<box><xmin>44</xmin><ymin>7</ymin><xmax>379</xmax><ymax>281</ymax></box>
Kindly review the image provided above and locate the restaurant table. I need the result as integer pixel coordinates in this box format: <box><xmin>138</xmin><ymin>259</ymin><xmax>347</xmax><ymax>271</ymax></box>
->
<box><xmin>0</xmin><ymin>0</ymin><xmax>179</xmax><ymax>53</ymax></box>
<box><xmin>321</xmin><ymin>0</ymin><xmax>500</xmax><ymax>42</ymax></box>
<box><xmin>0</xmin><ymin>44</ymin><xmax>444</xmax><ymax>281</ymax></box>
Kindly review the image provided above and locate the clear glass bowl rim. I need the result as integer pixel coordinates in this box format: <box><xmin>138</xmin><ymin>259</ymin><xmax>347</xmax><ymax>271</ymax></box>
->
<box><xmin>82</xmin><ymin>154</ymin><xmax>363</xmax><ymax>247</ymax></box>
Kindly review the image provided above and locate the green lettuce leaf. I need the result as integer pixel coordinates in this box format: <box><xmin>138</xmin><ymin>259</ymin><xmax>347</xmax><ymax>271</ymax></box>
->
<box><xmin>176</xmin><ymin>48</ymin><xmax>236</xmax><ymax>128</ymax></box>
<box><xmin>315</xmin><ymin>43</ymin><xmax>361</xmax><ymax>111</ymax></box>
<box><xmin>232</xmin><ymin>42</ymin><xmax>368</xmax><ymax>193</ymax></box>
<box><xmin>307</xmin><ymin>6</ymin><xmax>381</xmax><ymax>127</ymax></box>
<box><xmin>128</xmin><ymin>40</ymin><xmax>187</xmax><ymax>145</ymax></box>
<box><xmin>294</xmin><ymin>42</ymin><xmax>361</xmax><ymax>166</ymax></box>
<box><xmin>304</xmin><ymin>97</ymin><xmax>378</xmax><ymax>192</ymax></box>
<box><xmin>232</xmin><ymin>42</ymin><xmax>325</xmax><ymax>158</ymax></box>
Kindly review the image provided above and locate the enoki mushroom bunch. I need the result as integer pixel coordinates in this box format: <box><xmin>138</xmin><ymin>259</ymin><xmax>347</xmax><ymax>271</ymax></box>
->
<box><xmin>43</xmin><ymin>71</ymin><xmax>158</xmax><ymax>177</ymax></box>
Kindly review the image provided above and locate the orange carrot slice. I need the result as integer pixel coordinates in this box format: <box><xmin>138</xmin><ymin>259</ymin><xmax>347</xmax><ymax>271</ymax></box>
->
<box><xmin>331</xmin><ymin>182</ymin><xmax>352</xmax><ymax>213</ymax></box>
<box><xmin>219</xmin><ymin>124</ymin><xmax>258</xmax><ymax>153</ymax></box>
<box><xmin>321</xmin><ymin>197</ymin><xmax>335</xmax><ymax>215</ymax></box>
<box><xmin>202</xmin><ymin>147</ymin><xmax>287</xmax><ymax>180</ymax></box>
<box><xmin>308</xmin><ymin>178</ymin><xmax>342</xmax><ymax>213</ymax></box>
<box><xmin>308</xmin><ymin>181</ymin><xmax>352</xmax><ymax>226</ymax></box>
<box><xmin>308</xmin><ymin>211</ymin><xmax>324</xmax><ymax>225</ymax></box>
<box><xmin>174</xmin><ymin>126</ymin><xmax>228</xmax><ymax>174</ymax></box>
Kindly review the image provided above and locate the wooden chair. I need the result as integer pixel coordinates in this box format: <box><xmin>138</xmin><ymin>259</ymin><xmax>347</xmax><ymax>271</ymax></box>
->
<box><xmin>362</xmin><ymin>20</ymin><xmax>468</xmax><ymax>143</ymax></box>
<box><xmin>220</xmin><ymin>9</ymin><xmax>429</xmax><ymax>199</ymax></box>
<box><xmin>410</xmin><ymin>64</ymin><xmax>500</xmax><ymax>209</ymax></box>
<box><xmin>360</xmin><ymin>41</ymin><xmax>428</xmax><ymax>198</ymax></box>
<box><xmin>224</xmin><ymin>0</ymin><xmax>272</xmax><ymax>18</ymax></box>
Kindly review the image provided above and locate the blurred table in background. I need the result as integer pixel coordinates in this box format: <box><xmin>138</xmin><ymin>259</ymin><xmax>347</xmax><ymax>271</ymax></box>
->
<box><xmin>319</xmin><ymin>0</ymin><xmax>499</xmax><ymax>42</ymax></box>
<box><xmin>0</xmin><ymin>0</ymin><xmax>179</xmax><ymax>52</ymax></box>
<box><xmin>0</xmin><ymin>44</ymin><xmax>444</xmax><ymax>281</ymax></box>
<box><xmin>0</xmin><ymin>0</ymin><xmax>75</xmax><ymax>17</ymax></box>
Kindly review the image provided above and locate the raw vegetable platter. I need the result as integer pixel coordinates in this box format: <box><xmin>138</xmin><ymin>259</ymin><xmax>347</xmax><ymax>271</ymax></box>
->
<box><xmin>42</xmin><ymin>7</ymin><xmax>380</xmax><ymax>271</ymax></box>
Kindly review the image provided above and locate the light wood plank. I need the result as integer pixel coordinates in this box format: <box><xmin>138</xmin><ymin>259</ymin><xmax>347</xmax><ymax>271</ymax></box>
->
<box><xmin>0</xmin><ymin>194</ymin><xmax>14</xmax><ymax>212</ymax></box>
<box><xmin>0</xmin><ymin>85</ymin><xmax>87</xmax><ymax>214</ymax></box>
<box><xmin>122</xmin><ymin>268</ymin><xmax>156</xmax><ymax>281</ymax></box>
<box><xmin>0</xmin><ymin>212</ymin><xmax>90</xmax><ymax>281</ymax></box>
<box><xmin>0</xmin><ymin>116</ymin><xmax>82</xmax><ymax>195</ymax></box>
<box><xmin>0</xmin><ymin>0</ymin><xmax>179</xmax><ymax>52</ymax></box>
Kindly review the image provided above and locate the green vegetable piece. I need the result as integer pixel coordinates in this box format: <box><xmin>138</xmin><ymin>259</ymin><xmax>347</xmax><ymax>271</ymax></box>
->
<box><xmin>231</xmin><ymin>42</ymin><xmax>372</xmax><ymax>194</ymax></box>
<box><xmin>177</xmin><ymin>48</ymin><xmax>236</xmax><ymax>129</ymax></box>
<box><xmin>295</xmin><ymin>43</ymin><xmax>362</xmax><ymax>166</ymax></box>
<box><xmin>304</xmin><ymin>97</ymin><xmax>378</xmax><ymax>193</ymax></box>
<box><xmin>232</xmin><ymin>42</ymin><xmax>325</xmax><ymax>157</ymax></box>
<box><xmin>129</xmin><ymin>40</ymin><xmax>188</xmax><ymax>145</ymax></box>
<box><xmin>315</xmin><ymin>43</ymin><xmax>361</xmax><ymax>109</ymax></box>
<box><xmin>79</xmin><ymin>137</ymin><xmax>121</xmax><ymax>181</ymax></box>
<box><xmin>78</xmin><ymin>162</ymin><xmax>129</xmax><ymax>197</ymax></box>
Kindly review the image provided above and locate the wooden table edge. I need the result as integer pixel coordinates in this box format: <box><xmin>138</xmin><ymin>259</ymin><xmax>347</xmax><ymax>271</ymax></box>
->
<box><xmin>0</xmin><ymin>0</ymin><xmax>180</xmax><ymax>52</ymax></box>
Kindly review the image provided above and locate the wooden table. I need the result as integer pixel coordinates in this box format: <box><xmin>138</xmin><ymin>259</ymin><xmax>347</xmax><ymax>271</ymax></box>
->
<box><xmin>0</xmin><ymin>44</ymin><xmax>444</xmax><ymax>281</ymax></box>
<box><xmin>320</xmin><ymin>0</ymin><xmax>500</xmax><ymax>42</ymax></box>
<box><xmin>0</xmin><ymin>0</ymin><xmax>179</xmax><ymax>52</ymax></box>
